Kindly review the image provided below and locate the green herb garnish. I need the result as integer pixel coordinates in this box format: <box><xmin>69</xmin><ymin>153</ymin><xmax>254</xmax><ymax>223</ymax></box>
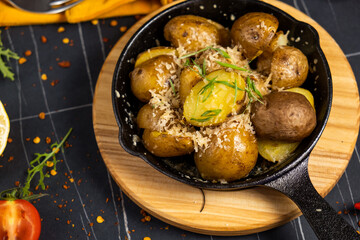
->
<box><xmin>180</xmin><ymin>45</ymin><xmax>231</xmax><ymax>59</ymax></box>
<box><xmin>191</xmin><ymin>109</ymin><xmax>222</xmax><ymax>122</ymax></box>
<box><xmin>0</xmin><ymin>128</ymin><xmax>73</xmax><ymax>201</ymax></box>
<box><xmin>0</xmin><ymin>30</ymin><xmax>19</xmax><ymax>81</ymax></box>
<box><xmin>168</xmin><ymin>79</ymin><xmax>176</xmax><ymax>95</ymax></box>
<box><xmin>215</xmin><ymin>61</ymin><xmax>250</xmax><ymax>72</ymax></box>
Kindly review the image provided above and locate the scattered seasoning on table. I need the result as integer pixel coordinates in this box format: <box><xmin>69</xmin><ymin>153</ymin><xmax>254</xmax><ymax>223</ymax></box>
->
<box><xmin>41</xmin><ymin>35</ymin><xmax>47</xmax><ymax>43</ymax></box>
<box><xmin>8</xmin><ymin>156</ymin><xmax>14</xmax><ymax>162</ymax></box>
<box><xmin>58</xmin><ymin>61</ymin><xmax>71</xmax><ymax>68</ymax></box>
<box><xmin>41</xmin><ymin>73</ymin><xmax>47</xmax><ymax>81</ymax></box>
<box><xmin>110</xmin><ymin>20</ymin><xmax>118</xmax><ymax>27</ymax></box>
<box><xmin>355</xmin><ymin>202</ymin><xmax>360</xmax><ymax>210</ymax></box>
<box><xmin>97</xmin><ymin>216</ymin><xmax>105</xmax><ymax>223</ymax></box>
<box><xmin>103</xmin><ymin>37</ymin><xmax>109</xmax><ymax>43</ymax></box>
<box><xmin>45</xmin><ymin>137</ymin><xmax>51</xmax><ymax>144</ymax></box>
<box><xmin>51</xmin><ymin>80</ymin><xmax>60</xmax><ymax>86</ymax></box>
<box><xmin>33</xmin><ymin>136</ymin><xmax>41</xmax><ymax>144</ymax></box>
<box><xmin>7</xmin><ymin>137</ymin><xmax>12</xmax><ymax>143</ymax></box>
<box><xmin>57</xmin><ymin>27</ymin><xmax>65</xmax><ymax>33</ymax></box>
<box><xmin>120</xmin><ymin>26</ymin><xmax>127</xmax><ymax>32</ymax></box>
<box><xmin>24</xmin><ymin>50</ymin><xmax>32</xmax><ymax>56</ymax></box>
<box><xmin>62</xmin><ymin>38</ymin><xmax>70</xmax><ymax>44</ymax></box>
<box><xmin>38</xmin><ymin>112</ymin><xmax>46</xmax><ymax>119</ymax></box>
<box><xmin>91</xmin><ymin>19</ymin><xmax>99</xmax><ymax>25</ymax></box>
<box><xmin>18</xmin><ymin>57</ymin><xmax>27</xmax><ymax>64</ymax></box>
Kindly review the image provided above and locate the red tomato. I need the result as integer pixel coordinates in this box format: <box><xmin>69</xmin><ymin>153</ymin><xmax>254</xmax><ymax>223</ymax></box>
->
<box><xmin>0</xmin><ymin>199</ymin><xmax>41</xmax><ymax>240</ymax></box>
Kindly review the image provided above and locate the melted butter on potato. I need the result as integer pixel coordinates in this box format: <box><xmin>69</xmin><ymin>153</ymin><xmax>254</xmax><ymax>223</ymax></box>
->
<box><xmin>183</xmin><ymin>70</ymin><xmax>246</xmax><ymax>127</ymax></box>
<box><xmin>194</xmin><ymin>126</ymin><xmax>258</xmax><ymax>182</ymax></box>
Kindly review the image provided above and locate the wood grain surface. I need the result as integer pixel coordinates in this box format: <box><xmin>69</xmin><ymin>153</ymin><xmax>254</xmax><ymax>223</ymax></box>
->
<box><xmin>92</xmin><ymin>0</ymin><xmax>360</xmax><ymax>236</ymax></box>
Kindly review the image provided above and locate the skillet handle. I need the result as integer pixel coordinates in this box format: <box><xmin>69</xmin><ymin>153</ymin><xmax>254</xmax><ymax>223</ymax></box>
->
<box><xmin>265</xmin><ymin>157</ymin><xmax>359</xmax><ymax>240</ymax></box>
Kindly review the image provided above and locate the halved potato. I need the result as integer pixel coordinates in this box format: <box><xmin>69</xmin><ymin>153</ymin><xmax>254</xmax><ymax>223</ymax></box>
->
<box><xmin>183</xmin><ymin>70</ymin><xmax>246</xmax><ymax>127</ymax></box>
<box><xmin>134</xmin><ymin>46</ymin><xmax>177</xmax><ymax>67</ymax></box>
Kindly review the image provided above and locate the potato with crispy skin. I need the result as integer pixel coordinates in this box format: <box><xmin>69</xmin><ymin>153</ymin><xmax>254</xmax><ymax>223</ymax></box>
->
<box><xmin>271</xmin><ymin>46</ymin><xmax>309</xmax><ymax>89</ymax></box>
<box><xmin>194</xmin><ymin>126</ymin><xmax>258</xmax><ymax>182</ymax></box>
<box><xmin>130</xmin><ymin>55</ymin><xmax>177</xmax><ymax>102</ymax></box>
<box><xmin>231</xmin><ymin>12</ymin><xmax>279</xmax><ymax>60</ymax></box>
<box><xmin>136</xmin><ymin>104</ymin><xmax>165</xmax><ymax>130</ymax></box>
<box><xmin>164</xmin><ymin>15</ymin><xmax>231</xmax><ymax>52</ymax></box>
<box><xmin>142</xmin><ymin>129</ymin><xmax>194</xmax><ymax>157</ymax></box>
<box><xmin>251</xmin><ymin>91</ymin><xmax>316</xmax><ymax>142</ymax></box>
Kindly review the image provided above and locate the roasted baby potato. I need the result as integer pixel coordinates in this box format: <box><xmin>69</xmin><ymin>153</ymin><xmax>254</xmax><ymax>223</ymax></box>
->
<box><xmin>231</xmin><ymin>12</ymin><xmax>279</xmax><ymax>60</ymax></box>
<box><xmin>194</xmin><ymin>126</ymin><xmax>258</xmax><ymax>182</ymax></box>
<box><xmin>179</xmin><ymin>66</ymin><xmax>202</xmax><ymax>104</ymax></box>
<box><xmin>257</xmin><ymin>88</ymin><xmax>315</xmax><ymax>162</ymax></box>
<box><xmin>256</xmin><ymin>31</ymin><xmax>288</xmax><ymax>75</ymax></box>
<box><xmin>136</xmin><ymin>104</ymin><xmax>165</xmax><ymax>130</ymax></box>
<box><xmin>183</xmin><ymin>70</ymin><xmax>246</xmax><ymax>127</ymax></box>
<box><xmin>142</xmin><ymin>129</ymin><xmax>194</xmax><ymax>157</ymax></box>
<box><xmin>164</xmin><ymin>15</ymin><xmax>231</xmax><ymax>52</ymax></box>
<box><xmin>134</xmin><ymin>46</ymin><xmax>177</xmax><ymax>67</ymax></box>
<box><xmin>251</xmin><ymin>91</ymin><xmax>316</xmax><ymax>142</ymax></box>
<box><xmin>130</xmin><ymin>55</ymin><xmax>177</xmax><ymax>102</ymax></box>
<box><xmin>271</xmin><ymin>46</ymin><xmax>309</xmax><ymax>90</ymax></box>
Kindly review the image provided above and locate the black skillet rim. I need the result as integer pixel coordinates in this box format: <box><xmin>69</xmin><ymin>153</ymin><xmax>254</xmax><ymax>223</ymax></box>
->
<box><xmin>111</xmin><ymin>0</ymin><xmax>332</xmax><ymax>190</ymax></box>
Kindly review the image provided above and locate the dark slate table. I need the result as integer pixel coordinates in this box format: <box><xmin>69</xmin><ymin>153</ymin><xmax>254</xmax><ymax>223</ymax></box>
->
<box><xmin>1</xmin><ymin>0</ymin><xmax>359</xmax><ymax>239</ymax></box>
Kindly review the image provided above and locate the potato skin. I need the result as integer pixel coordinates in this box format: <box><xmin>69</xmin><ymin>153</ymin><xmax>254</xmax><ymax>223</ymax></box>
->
<box><xmin>179</xmin><ymin>66</ymin><xmax>202</xmax><ymax>104</ymax></box>
<box><xmin>251</xmin><ymin>91</ymin><xmax>316</xmax><ymax>142</ymax></box>
<box><xmin>194</xmin><ymin>127</ymin><xmax>258</xmax><ymax>182</ymax></box>
<box><xmin>164</xmin><ymin>15</ymin><xmax>230</xmax><ymax>52</ymax></box>
<box><xmin>130</xmin><ymin>55</ymin><xmax>177</xmax><ymax>102</ymax></box>
<box><xmin>136</xmin><ymin>104</ymin><xmax>164</xmax><ymax>130</ymax></box>
<box><xmin>231</xmin><ymin>12</ymin><xmax>279</xmax><ymax>60</ymax></box>
<box><xmin>134</xmin><ymin>46</ymin><xmax>177</xmax><ymax>67</ymax></box>
<box><xmin>271</xmin><ymin>46</ymin><xmax>309</xmax><ymax>89</ymax></box>
<box><xmin>142</xmin><ymin>129</ymin><xmax>194</xmax><ymax>157</ymax></box>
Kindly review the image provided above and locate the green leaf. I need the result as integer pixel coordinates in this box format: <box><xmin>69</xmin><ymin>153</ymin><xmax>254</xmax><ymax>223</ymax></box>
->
<box><xmin>180</xmin><ymin>46</ymin><xmax>212</xmax><ymax>59</ymax></box>
<box><xmin>215</xmin><ymin>61</ymin><xmax>249</xmax><ymax>72</ymax></box>
<box><xmin>168</xmin><ymin>79</ymin><xmax>176</xmax><ymax>95</ymax></box>
<box><xmin>201</xmin><ymin>109</ymin><xmax>221</xmax><ymax>117</ymax></box>
<box><xmin>211</xmin><ymin>47</ymin><xmax>231</xmax><ymax>58</ymax></box>
<box><xmin>0</xmin><ymin>31</ymin><xmax>19</xmax><ymax>81</ymax></box>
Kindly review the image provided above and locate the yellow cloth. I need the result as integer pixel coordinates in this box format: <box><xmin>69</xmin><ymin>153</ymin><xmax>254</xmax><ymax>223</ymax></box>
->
<box><xmin>0</xmin><ymin>0</ymin><xmax>163</xmax><ymax>26</ymax></box>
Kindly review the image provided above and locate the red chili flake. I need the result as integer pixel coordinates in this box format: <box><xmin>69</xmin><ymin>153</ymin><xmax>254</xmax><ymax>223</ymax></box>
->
<box><xmin>14</xmin><ymin>181</ymin><xmax>20</xmax><ymax>187</ymax></box>
<box><xmin>45</xmin><ymin>137</ymin><xmax>51</xmax><ymax>144</ymax></box>
<box><xmin>58</xmin><ymin>61</ymin><xmax>71</xmax><ymax>68</ymax></box>
<box><xmin>63</xmin><ymin>185</ymin><xmax>69</xmax><ymax>190</ymax></box>
<box><xmin>25</xmin><ymin>137</ymin><xmax>30</xmax><ymax>141</ymax></box>
<box><xmin>24</xmin><ymin>50</ymin><xmax>32</xmax><ymax>56</ymax></box>
<box><xmin>67</xmin><ymin>220</ymin><xmax>71</xmax><ymax>224</ymax></box>
<box><xmin>358</xmin><ymin>221</ymin><xmax>360</xmax><ymax>227</ymax></box>
<box><xmin>89</xmin><ymin>222</ymin><xmax>94</xmax><ymax>227</ymax></box>
<box><xmin>102</xmin><ymin>37</ymin><xmax>109</xmax><ymax>43</ymax></box>
<box><xmin>41</xmin><ymin>35</ymin><xmax>47</xmax><ymax>43</ymax></box>
<box><xmin>106</xmin><ymin>198</ymin><xmax>109</xmax><ymax>203</ymax></box>
<box><xmin>55</xmin><ymin>218</ymin><xmax>60</xmax><ymax>221</ymax></box>
<box><xmin>338</xmin><ymin>211</ymin><xmax>342</xmax><ymax>214</ymax></box>
<box><xmin>50</xmin><ymin>80</ymin><xmax>60</xmax><ymax>86</ymax></box>
<box><xmin>355</xmin><ymin>202</ymin><xmax>360</xmax><ymax>210</ymax></box>
<box><xmin>8</xmin><ymin>156</ymin><xmax>14</xmax><ymax>162</ymax></box>
<box><xmin>7</xmin><ymin>138</ymin><xmax>13</xmax><ymax>143</ymax></box>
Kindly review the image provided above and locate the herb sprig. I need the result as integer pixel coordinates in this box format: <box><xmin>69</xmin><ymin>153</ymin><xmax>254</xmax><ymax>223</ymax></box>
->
<box><xmin>0</xmin><ymin>30</ymin><xmax>19</xmax><ymax>81</ymax></box>
<box><xmin>191</xmin><ymin>109</ymin><xmax>222</xmax><ymax>122</ymax></box>
<box><xmin>0</xmin><ymin>128</ymin><xmax>73</xmax><ymax>201</ymax></box>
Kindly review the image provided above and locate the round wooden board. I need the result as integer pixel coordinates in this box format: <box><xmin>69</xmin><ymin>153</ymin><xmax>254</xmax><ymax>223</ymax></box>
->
<box><xmin>93</xmin><ymin>0</ymin><xmax>360</xmax><ymax>236</ymax></box>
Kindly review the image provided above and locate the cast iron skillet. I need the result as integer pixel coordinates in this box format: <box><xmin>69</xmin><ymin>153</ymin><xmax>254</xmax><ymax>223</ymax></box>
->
<box><xmin>112</xmin><ymin>0</ymin><xmax>359</xmax><ymax>239</ymax></box>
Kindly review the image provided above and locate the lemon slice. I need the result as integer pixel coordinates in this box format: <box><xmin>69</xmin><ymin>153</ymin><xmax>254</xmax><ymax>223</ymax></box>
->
<box><xmin>0</xmin><ymin>101</ymin><xmax>10</xmax><ymax>155</ymax></box>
